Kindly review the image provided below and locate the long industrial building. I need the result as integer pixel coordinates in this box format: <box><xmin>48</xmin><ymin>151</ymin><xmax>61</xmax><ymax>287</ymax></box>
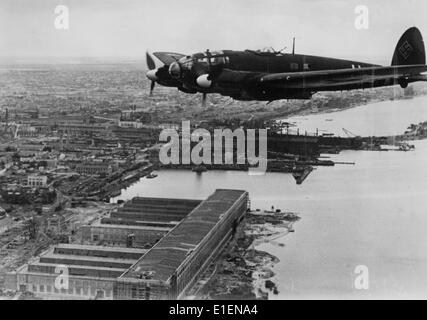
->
<box><xmin>81</xmin><ymin>197</ymin><xmax>201</xmax><ymax>248</ymax></box>
<box><xmin>5</xmin><ymin>244</ymin><xmax>147</xmax><ymax>300</ymax></box>
<box><xmin>6</xmin><ymin>189</ymin><xmax>249</xmax><ymax>300</ymax></box>
<box><xmin>115</xmin><ymin>189</ymin><xmax>249</xmax><ymax>299</ymax></box>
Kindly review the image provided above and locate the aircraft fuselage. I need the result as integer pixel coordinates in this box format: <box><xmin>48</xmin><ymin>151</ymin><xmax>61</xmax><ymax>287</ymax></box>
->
<box><xmin>147</xmin><ymin>27</ymin><xmax>427</xmax><ymax>102</ymax></box>
<box><xmin>174</xmin><ymin>50</ymin><xmax>382</xmax><ymax>100</ymax></box>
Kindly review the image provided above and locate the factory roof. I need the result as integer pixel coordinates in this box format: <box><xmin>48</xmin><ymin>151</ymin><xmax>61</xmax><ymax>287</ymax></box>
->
<box><xmin>41</xmin><ymin>252</ymin><xmax>142</xmax><ymax>265</ymax></box>
<box><xmin>16</xmin><ymin>265</ymin><xmax>121</xmax><ymax>282</ymax></box>
<box><xmin>120</xmin><ymin>189</ymin><xmax>247</xmax><ymax>282</ymax></box>
<box><xmin>90</xmin><ymin>219</ymin><xmax>172</xmax><ymax>231</ymax></box>
<box><xmin>54</xmin><ymin>243</ymin><xmax>146</xmax><ymax>254</ymax></box>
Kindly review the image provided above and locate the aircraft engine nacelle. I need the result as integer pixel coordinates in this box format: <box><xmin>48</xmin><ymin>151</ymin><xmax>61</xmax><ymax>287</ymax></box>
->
<box><xmin>196</xmin><ymin>74</ymin><xmax>213</xmax><ymax>88</ymax></box>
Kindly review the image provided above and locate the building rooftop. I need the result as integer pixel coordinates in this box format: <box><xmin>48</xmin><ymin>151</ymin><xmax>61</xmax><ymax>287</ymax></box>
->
<box><xmin>120</xmin><ymin>189</ymin><xmax>247</xmax><ymax>282</ymax></box>
<box><xmin>110</xmin><ymin>197</ymin><xmax>201</xmax><ymax>224</ymax></box>
<box><xmin>13</xmin><ymin>244</ymin><xmax>148</xmax><ymax>280</ymax></box>
<box><xmin>90</xmin><ymin>219</ymin><xmax>172</xmax><ymax>231</ymax></box>
<box><xmin>40</xmin><ymin>252</ymin><xmax>139</xmax><ymax>267</ymax></box>
<box><xmin>54</xmin><ymin>243</ymin><xmax>146</xmax><ymax>254</ymax></box>
<box><xmin>100</xmin><ymin>217</ymin><xmax>178</xmax><ymax>229</ymax></box>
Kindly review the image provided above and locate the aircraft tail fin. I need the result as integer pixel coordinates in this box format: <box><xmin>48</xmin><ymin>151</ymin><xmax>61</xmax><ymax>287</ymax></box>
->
<box><xmin>392</xmin><ymin>27</ymin><xmax>425</xmax><ymax>66</ymax></box>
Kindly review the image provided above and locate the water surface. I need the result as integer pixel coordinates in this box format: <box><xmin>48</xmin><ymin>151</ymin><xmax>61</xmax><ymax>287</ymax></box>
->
<box><xmin>113</xmin><ymin>96</ymin><xmax>427</xmax><ymax>299</ymax></box>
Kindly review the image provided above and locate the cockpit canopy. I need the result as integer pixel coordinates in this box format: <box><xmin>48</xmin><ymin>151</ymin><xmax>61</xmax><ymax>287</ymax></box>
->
<box><xmin>246</xmin><ymin>47</ymin><xmax>286</xmax><ymax>56</ymax></box>
<box><xmin>258</xmin><ymin>47</ymin><xmax>278</xmax><ymax>53</ymax></box>
<box><xmin>190</xmin><ymin>51</ymin><xmax>229</xmax><ymax>66</ymax></box>
<box><xmin>171</xmin><ymin>50</ymin><xmax>229</xmax><ymax>79</ymax></box>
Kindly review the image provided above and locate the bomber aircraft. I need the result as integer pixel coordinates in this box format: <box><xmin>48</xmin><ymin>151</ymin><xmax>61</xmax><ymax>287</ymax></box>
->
<box><xmin>146</xmin><ymin>27</ymin><xmax>427</xmax><ymax>106</ymax></box>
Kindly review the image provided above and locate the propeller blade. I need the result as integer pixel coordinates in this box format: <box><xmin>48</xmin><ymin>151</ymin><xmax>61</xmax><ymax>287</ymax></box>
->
<box><xmin>146</xmin><ymin>51</ymin><xmax>156</xmax><ymax>70</ymax></box>
<box><xmin>150</xmin><ymin>81</ymin><xmax>156</xmax><ymax>96</ymax></box>
<box><xmin>202</xmin><ymin>93</ymin><xmax>207</xmax><ymax>108</ymax></box>
<box><xmin>206</xmin><ymin>49</ymin><xmax>212</xmax><ymax>69</ymax></box>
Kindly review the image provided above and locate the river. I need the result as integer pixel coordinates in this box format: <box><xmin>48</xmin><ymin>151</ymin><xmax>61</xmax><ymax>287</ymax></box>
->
<box><xmin>112</xmin><ymin>95</ymin><xmax>427</xmax><ymax>299</ymax></box>
<box><xmin>286</xmin><ymin>95</ymin><xmax>427</xmax><ymax>137</ymax></box>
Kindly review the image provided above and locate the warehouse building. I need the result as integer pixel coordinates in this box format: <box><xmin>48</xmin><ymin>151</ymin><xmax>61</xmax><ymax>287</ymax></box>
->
<box><xmin>5</xmin><ymin>244</ymin><xmax>146</xmax><ymax>300</ymax></box>
<box><xmin>81</xmin><ymin>221</ymin><xmax>170</xmax><ymax>249</ymax></box>
<box><xmin>6</xmin><ymin>190</ymin><xmax>249</xmax><ymax>300</ymax></box>
<box><xmin>81</xmin><ymin>197</ymin><xmax>201</xmax><ymax>248</ymax></box>
<box><xmin>75</xmin><ymin>162</ymin><xmax>117</xmax><ymax>176</ymax></box>
<box><xmin>27</xmin><ymin>175</ymin><xmax>48</xmax><ymax>188</ymax></box>
<box><xmin>112</xmin><ymin>126</ymin><xmax>160</xmax><ymax>144</ymax></box>
<box><xmin>115</xmin><ymin>189</ymin><xmax>249</xmax><ymax>300</ymax></box>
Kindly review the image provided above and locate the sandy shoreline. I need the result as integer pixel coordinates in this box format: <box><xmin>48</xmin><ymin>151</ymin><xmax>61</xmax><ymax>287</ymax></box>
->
<box><xmin>193</xmin><ymin>210</ymin><xmax>300</xmax><ymax>300</ymax></box>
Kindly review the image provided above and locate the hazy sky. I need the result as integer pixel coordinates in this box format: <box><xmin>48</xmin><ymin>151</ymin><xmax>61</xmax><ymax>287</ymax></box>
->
<box><xmin>1</xmin><ymin>0</ymin><xmax>427</xmax><ymax>64</ymax></box>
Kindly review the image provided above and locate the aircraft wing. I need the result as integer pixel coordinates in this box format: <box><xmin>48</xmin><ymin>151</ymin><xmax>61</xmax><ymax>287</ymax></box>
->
<box><xmin>152</xmin><ymin>52</ymin><xmax>186</xmax><ymax>65</ymax></box>
<box><xmin>254</xmin><ymin>65</ymin><xmax>427</xmax><ymax>90</ymax></box>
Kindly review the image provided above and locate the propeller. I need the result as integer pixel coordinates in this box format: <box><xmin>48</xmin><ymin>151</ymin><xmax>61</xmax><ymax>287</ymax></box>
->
<box><xmin>150</xmin><ymin>81</ymin><xmax>155</xmax><ymax>96</ymax></box>
<box><xmin>206</xmin><ymin>49</ymin><xmax>212</xmax><ymax>69</ymax></box>
<box><xmin>196</xmin><ymin>49</ymin><xmax>215</xmax><ymax>89</ymax></box>
<box><xmin>197</xmin><ymin>49</ymin><xmax>222</xmax><ymax>107</ymax></box>
<box><xmin>146</xmin><ymin>51</ymin><xmax>159</xmax><ymax>96</ymax></box>
<box><xmin>202</xmin><ymin>93</ymin><xmax>207</xmax><ymax>108</ymax></box>
<box><xmin>146</xmin><ymin>51</ymin><xmax>156</xmax><ymax>70</ymax></box>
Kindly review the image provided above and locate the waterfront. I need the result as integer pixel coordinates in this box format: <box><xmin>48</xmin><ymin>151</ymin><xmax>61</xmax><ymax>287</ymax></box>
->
<box><xmin>287</xmin><ymin>95</ymin><xmax>427</xmax><ymax>137</ymax></box>
<box><xmin>113</xmin><ymin>96</ymin><xmax>427</xmax><ymax>299</ymax></box>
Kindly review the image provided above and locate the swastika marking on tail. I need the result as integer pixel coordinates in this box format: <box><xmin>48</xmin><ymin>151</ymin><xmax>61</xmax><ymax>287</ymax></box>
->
<box><xmin>399</xmin><ymin>41</ymin><xmax>414</xmax><ymax>60</ymax></box>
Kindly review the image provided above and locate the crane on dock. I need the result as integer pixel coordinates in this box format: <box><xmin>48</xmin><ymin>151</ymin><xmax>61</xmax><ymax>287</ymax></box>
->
<box><xmin>342</xmin><ymin>128</ymin><xmax>361</xmax><ymax>138</ymax></box>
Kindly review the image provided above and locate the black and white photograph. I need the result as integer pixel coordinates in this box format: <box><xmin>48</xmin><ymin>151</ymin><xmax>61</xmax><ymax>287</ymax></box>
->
<box><xmin>1</xmin><ymin>0</ymin><xmax>427</xmax><ymax>306</ymax></box>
